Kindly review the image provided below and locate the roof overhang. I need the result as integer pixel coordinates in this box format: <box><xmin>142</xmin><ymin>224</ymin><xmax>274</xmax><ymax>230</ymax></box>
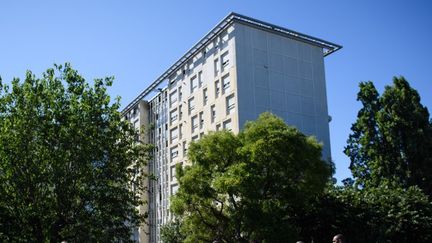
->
<box><xmin>122</xmin><ymin>12</ymin><xmax>342</xmax><ymax>115</ymax></box>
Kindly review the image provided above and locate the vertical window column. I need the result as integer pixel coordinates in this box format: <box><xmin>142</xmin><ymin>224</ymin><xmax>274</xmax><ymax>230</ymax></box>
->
<box><xmin>215</xmin><ymin>80</ymin><xmax>220</xmax><ymax>98</ymax></box>
<box><xmin>223</xmin><ymin>119</ymin><xmax>232</xmax><ymax>131</ymax></box>
<box><xmin>211</xmin><ymin>105</ymin><xmax>216</xmax><ymax>123</ymax></box>
<box><xmin>226</xmin><ymin>94</ymin><xmax>235</xmax><ymax>115</ymax></box>
<box><xmin>199</xmin><ymin>111</ymin><xmax>204</xmax><ymax>129</ymax></box>
<box><xmin>221</xmin><ymin>51</ymin><xmax>229</xmax><ymax>72</ymax></box>
<box><xmin>190</xmin><ymin>76</ymin><xmax>198</xmax><ymax>93</ymax></box>
<box><xmin>198</xmin><ymin>71</ymin><xmax>203</xmax><ymax>88</ymax></box>
<box><xmin>188</xmin><ymin>97</ymin><xmax>195</xmax><ymax>115</ymax></box>
<box><xmin>203</xmin><ymin>88</ymin><xmax>208</xmax><ymax>106</ymax></box>
<box><xmin>170</xmin><ymin>127</ymin><xmax>178</xmax><ymax>144</ymax></box>
<box><xmin>191</xmin><ymin>115</ymin><xmax>198</xmax><ymax>133</ymax></box>
<box><xmin>214</xmin><ymin>58</ymin><xmax>220</xmax><ymax>77</ymax></box>
<box><xmin>222</xmin><ymin>74</ymin><xmax>230</xmax><ymax>94</ymax></box>
<box><xmin>169</xmin><ymin>90</ymin><xmax>177</xmax><ymax>108</ymax></box>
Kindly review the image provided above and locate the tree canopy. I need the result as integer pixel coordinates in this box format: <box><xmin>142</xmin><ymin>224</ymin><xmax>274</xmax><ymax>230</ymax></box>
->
<box><xmin>0</xmin><ymin>64</ymin><xmax>150</xmax><ymax>242</ymax></box>
<box><xmin>167</xmin><ymin>112</ymin><xmax>333</xmax><ymax>243</ymax></box>
<box><xmin>316</xmin><ymin>76</ymin><xmax>432</xmax><ymax>242</ymax></box>
<box><xmin>296</xmin><ymin>182</ymin><xmax>432</xmax><ymax>243</ymax></box>
<box><xmin>345</xmin><ymin>76</ymin><xmax>432</xmax><ymax>195</ymax></box>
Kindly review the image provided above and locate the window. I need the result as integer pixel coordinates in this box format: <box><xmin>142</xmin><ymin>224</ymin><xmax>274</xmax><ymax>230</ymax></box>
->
<box><xmin>203</xmin><ymin>88</ymin><xmax>208</xmax><ymax>105</ymax></box>
<box><xmin>215</xmin><ymin>80</ymin><xmax>220</xmax><ymax>98</ymax></box>
<box><xmin>221</xmin><ymin>30</ymin><xmax>229</xmax><ymax>47</ymax></box>
<box><xmin>170</xmin><ymin>127</ymin><xmax>178</xmax><ymax>143</ymax></box>
<box><xmin>223</xmin><ymin>119</ymin><xmax>232</xmax><ymax>131</ymax></box>
<box><xmin>169</xmin><ymin>73</ymin><xmax>176</xmax><ymax>86</ymax></box>
<box><xmin>182</xmin><ymin>141</ymin><xmax>187</xmax><ymax>157</ymax></box>
<box><xmin>199</xmin><ymin>111</ymin><xmax>204</xmax><ymax>129</ymax></box>
<box><xmin>193</xmin><ymin>52</ymin><xmax>201</xmax><ymax>64</ymax></box>
<box><xmin>198</xmin><ymin>71</ymin><xmax>203</xmax><ymax>88</ymax></box>
<box><xmin>170</xmin><ymin>146</ymin><xmax>178</xmax><ymax>161</ymax></box>
<box><xmin>134</xmin><ymin>120</ymin><xmax>140</xmax><ymax>141</ymax></box>
<box><xmin>188</xmin><ymin>60</ymin><xmax>193</xmax><ymax>72</ymax></box>
<box><xmin>221</xmin><ymin>51</ymin><xmax>229</xmax><ymax>72</ymax></box>
<box><xmin>132</xmin><ymin>107</ymin><xmax>138</xmax><ymax>117</ymax></box>
<box><xmin>214</xmin><ymin>38</ymin><xmax>220</xmax><ymax>51</ymax></box>
<box><xmin>192</xmin><ymin>135</ymin><xmax>199</xmax><ymax>141</ymax></box>
<box><xmin>178</xmin><ymin>86</ymin><xmax>183</xmax><ymax>101</ymax></box>
<box><xmin>171</xmin><ymin>184</ymin><xmax>179</xmax><ymax>195</ymax></box>
<box><xmin>133</xmin><ymin>120</ymin><xmax>139</xmax><ymax>130</ymax></box>
<box><xmin>191</xmin><ymin>115</ymin><xmax>198</xmax><ymax>133</ymax></box>
<box><xmin>188</xmin><ymin>97</ymin><xmax>195</xmax><ymax>114</ymax></box>
<box><xmin>226</xmin><ymin>94</ymin><xmax>235</xmax><ymax>115</ymax></box>
<box><xmin>179</xmin><ymin>105</ymin><xmax>183</xmax><ymax>120</ymax></box>
<box><xmin>205</xmin><ymin>43</ymin><xmax>212</xmax><ymax>58</ymax></box>
<box><xmin>214</xmin><ymin>58</ymin><xmax>220</xmax><ymax>77</ymax></box>
<box><xmin>170</xmin><ymin>109</ymin><xmax>178</xmax><ymax>124</ymax></box>
<box><xmin>179</xmin><ymin>123</ymin><xmax>183</xmax><ymax>139</ymax></box>
<box><xmin>190</xmin><ymin>76</ymin><xmax>198</xmax><ymax>93</ymax></box>
<box><xmin>216</xmin><ymin>123</ymin><xmax>221</xmax><ymax>131</ymax></box>
<box><xmin>222</xmin><ymin>74</ymin><xmax>230</xmax><ymax>94</ymax></box>
<box><xmin>170</xmin><ymin>165</ymin><xmax>177</xmax><ymax>181</ymax></box>
<box><xmin>211</xmin><ymin>105</ymin><xmax>216</xmax><ymax>123</ymax></box>
<box><xmin>169</xmin><ymin>90</ymin><xmax>177</xmax><ymax>107</ymax></box>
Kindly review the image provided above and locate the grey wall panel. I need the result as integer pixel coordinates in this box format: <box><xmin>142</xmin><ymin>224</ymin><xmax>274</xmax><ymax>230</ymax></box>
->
<box><xmin>234</xmin><ymin>22</ymin><xmax>331</xmax><ymax>158</ymax></box>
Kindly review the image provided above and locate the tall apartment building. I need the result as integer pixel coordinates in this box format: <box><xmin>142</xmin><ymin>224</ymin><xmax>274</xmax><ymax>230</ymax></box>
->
<box><xmin>123</xmin><ymin>13</ymin><xmax>341</xmax><ymax>243</ymax></box>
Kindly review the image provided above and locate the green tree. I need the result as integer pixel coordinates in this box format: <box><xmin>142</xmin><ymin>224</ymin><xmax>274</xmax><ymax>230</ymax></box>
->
<box><xmin>0</xmin><ymin>64</ymin><xmax>150</xmax><ymax>242</ymax></box>
<box><xmin>325</xmin><ymin>76</ymin><xmax>432</xmax><ymax>242</ymax></box>
<box><xmin>160</xmin><ymin>220</ymin><xmax>185</xmax><ymax>243</ymax></box>
<box><xmin>344</xmin><ymin>81</ymin><xmax>380</xmax><ymax>186</ymax></box>
<box><xmin>345</xmin><ymin>77</ymin><xmax>432</xmax><ymax>194</ymax></box>
<box><xmin>297</xmin><ymin>183</ymin><xmax>432</xmax><ymax>243</ymax></box>
<box><xmin>170</xmin><ymin>113</ymin><xmax>332</xmax><ymax>243</ymax></box>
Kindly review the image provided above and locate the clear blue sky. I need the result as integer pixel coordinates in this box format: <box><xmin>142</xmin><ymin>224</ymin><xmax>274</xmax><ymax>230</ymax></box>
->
<box><xmin>1</xmin><ymin>0</ymin><xmax>431</xmax><ymax>182</ymax></box>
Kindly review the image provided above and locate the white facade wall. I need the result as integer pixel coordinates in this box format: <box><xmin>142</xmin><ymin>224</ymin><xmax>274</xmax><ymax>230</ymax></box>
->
<box><xmin>147</xmin><ymin>25</ymin><xmax>240</xmax><ymax>242</ymax></box>
<box><xmin>125</xmin><ymin>100</ymin><xmax>151</xmax><ymax>243</ymax></box>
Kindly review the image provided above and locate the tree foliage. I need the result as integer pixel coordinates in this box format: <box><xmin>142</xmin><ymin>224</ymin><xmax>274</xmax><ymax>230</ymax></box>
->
<box><xmin>169</xmin><ymin>112</ymin><xmax>333</xmax><ymax>243</ymax></box>
<box><xmin>318</xmin><ymin>76</ymin><xmax>432</xmax><ymax>242</ymax></box>
<box><xmin>0</xmin><ymin>64</ymin><xmax>150</xmax><ymax>242</ymax></box>
<box><xmin>345</xmin><ymin>77</ymin><xmax>432</xmax><ymax>195</ymax></box>
<box><xmin>297</xmin><ymin>183</ymin><xmax>432</xmax><ymax>243</ymax></box>
<box><xmin>160</xmin><ymin>220</ymin><xmax>185</xmax><ymax>243</ymax></box>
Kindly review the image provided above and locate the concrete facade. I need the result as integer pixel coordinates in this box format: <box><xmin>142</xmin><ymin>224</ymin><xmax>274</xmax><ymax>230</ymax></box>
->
<box><xmin>123</xmin><ymin>13</ymin><xmax>340</xmax><ymax>243</ymax></box>
<box><xmin>234</xmin><ymin>22</ymin><xmax>331</xmax><ymax>159</ymax></box>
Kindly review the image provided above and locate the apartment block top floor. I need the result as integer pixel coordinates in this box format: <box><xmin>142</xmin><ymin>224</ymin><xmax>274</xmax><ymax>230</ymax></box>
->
<box><xmin>122</xmin><ymin>12</ymin><xmax>342</xmax><ymax>116</ymax></box>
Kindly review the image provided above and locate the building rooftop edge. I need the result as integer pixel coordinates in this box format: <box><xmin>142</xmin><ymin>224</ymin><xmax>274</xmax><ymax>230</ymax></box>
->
<box><xmin>121</xmin><ymin>12</ymin><xmax>342</xmax><ymax>115</ymax></box>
